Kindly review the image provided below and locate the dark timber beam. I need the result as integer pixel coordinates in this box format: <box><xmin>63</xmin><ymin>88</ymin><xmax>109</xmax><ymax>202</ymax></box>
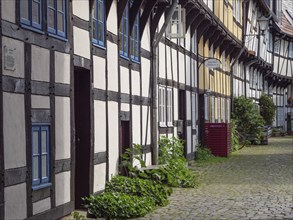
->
<box><xmin>129</xmin><ymin>0</ymin><xmax>145</xmax><ymax>32</ymax></box>
<box><xmin>117</xmin><ymin>0</ymin><xmax>128</xmax><ymax>27</ymax></box>
<box><xmin>105</xmin><ymin>0</ymin><xmax>114</xmax><ymax>20</ymax></box>
<box><xmin>190</xmin><ymin>12</ymin><xmax>205</xmax><ymax>38</ymax></box>
<box><xmin>185</xmin><ymin>7</ymin><xmax>200</xmax><ymax>32</ymax></box>
<box><xmin>150</xmin><ymin>5</ymin><xmax>166</xmax><ymax>41</ymax></box>
<box><xmin>140</xmin><ymin>0</ymin><xmax>158</xmax><ymax>39</ymax></box>
<box><xmin>213</xmin><ymin>33</ymin><xmax>226</xmax><ymax>51</ymax></box>
<box><xmin>203</xmin><ymin>23</ymin><xmax>216</xmax><ymax>45</ymax></box>
<box><xmin>196</xmin><ymin>18</ymin><xmax>212</xmax><ymax>40</ymax></box>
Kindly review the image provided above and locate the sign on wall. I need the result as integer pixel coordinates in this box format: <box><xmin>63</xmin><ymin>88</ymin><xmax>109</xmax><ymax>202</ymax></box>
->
<box><xmin>4</xmin><ymin>46</ymin><xmax>16</xmax><ymax>71</ymax></box>
<box><xmin>204</xmin><ymin>59</ymin><xmax>220</xmax><ymax>69</ymax></box>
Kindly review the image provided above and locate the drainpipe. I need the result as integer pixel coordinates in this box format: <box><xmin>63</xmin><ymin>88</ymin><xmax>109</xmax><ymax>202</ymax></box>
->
<box><xmin>151</xmin><ymin>0</ymin><xmax>178</xmax><ymax>165</ymax></box>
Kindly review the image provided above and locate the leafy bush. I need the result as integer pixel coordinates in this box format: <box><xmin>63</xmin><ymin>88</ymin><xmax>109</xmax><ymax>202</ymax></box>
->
<box><xmin>231</xmin><ymin>119</ymin><xmax>239</xmax><ymax>151</ymax></box>
<box><xmin>105</xmin><ymin>176</ymin><xmax>172</xmax><ymax>206</ymax></box>
<box><xmin>195</xmin><ymin>144</ymin><xmax>214</xmax><ymax>161</ymax></box>
<box><xmin>232</xmin><ymin>96</ymin><xmax>264</xmax><ymax>142</ymax></box>
<box><xmin>83</xmin><ymin>192</ymin><xmax>155</xmax><ymax>219</ymax></box>
<box><xmin>157</xmin><ymin>137</ymin><xmax>198</xmax><ymax>188</ymax></box>
<box><xmin>259</xmin><ymin>94</ymin><xmax>276</xmax><ymax>126</ymax></box>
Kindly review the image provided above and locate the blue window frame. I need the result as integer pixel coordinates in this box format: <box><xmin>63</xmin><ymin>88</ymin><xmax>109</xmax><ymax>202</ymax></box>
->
<box><xmin>93</xmin><ymin>0</ymin><xmax>105</xmax><ymax>47</ymax></box>
<box><xmin>32</xmin><ymin>125</ymin><xmax>51</xmax><ymax>189</ymax></box>
<box><xmin>119</xmin><ymin>3</ymin><xmax>129</xmax><ymax>58</ymax></box>
<box><xmin>130</xmin><ymin>14</ymin><xmax>140</xmax><ymax>62</ymax></box>
<box><xmin>47</xmin><ymin>0</ymin><xmax>66</xmax><ymax>38</ymax></box>
<box><xmin>20</xmin><ymin>0</ymin><xmax>42</xmax><ymax>30</ymax></box>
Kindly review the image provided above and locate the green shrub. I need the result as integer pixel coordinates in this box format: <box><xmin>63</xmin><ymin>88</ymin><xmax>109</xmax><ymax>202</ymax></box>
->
<box><xmin>231</xmin><ymin>119</ymin><xmax>239</xmax><ymax>151</ymax></box>
<box><xmin>157</xmin><ymin>136</ymin><xmax>198</xmax><ymax>188</ymax></box>
<box><xmin>83</xmin><ymin>192</ymin><xmax>155</xmax><ymax>219</ymax></box>
<box><xmin>195</xmin><ymin>144</ymin><xmax>214</xmax><ymax>161</ymax></box>
<box><xmin>259</xmin><ymin>94</ymin><xmax>276</xmax><ymax>126</ymax></box>
<box><xmin>105</xmin><ymin>176</ymin><xmax>172</xmax><ymax>206</ymax></box>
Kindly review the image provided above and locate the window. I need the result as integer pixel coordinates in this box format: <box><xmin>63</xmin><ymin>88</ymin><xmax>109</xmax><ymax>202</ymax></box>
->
<box><xmin>167</xmin><ymin>88</ymin><xmax>173</xmax><ymax>126</ymax></box>
<box><xmin>159</xmin><ymin>87</ymin><xmax>166</xmax><ymax>126</ymax></box>
<box><xmin>20</xmin><ymin>0</ymin><xmax>42</xmax><ymax>30</ymax></box>
<box><xmin>119</xmin><ymin>3</ymin><xmax>129</xmax><ymax>58</ymax></box>
<box><xmin>47</xmin><ymin>0</ymin><xmax>66</xmax><ymax>38</ymax></box>
<box><xmin>289</xmin><ymin>42</ymin><xmax>293</xmax><ymax>58</ymax></box>
<box><xmin>204</xmin><ymin>94</ymin><xmax>209</xmax><ymax>121</ymax></box>
<box><xmin>93</xmin><ymin>0</ymin><xmax>105</xmax><ymax>47</ymax></box>
<box><xmin>130</xmin><ymin>13</ymin><xmax>140</xmax><ymax>62</ymax></box>
<box><xmin>32</xmin><ymin>125</ymin><xmax>50</xmax><ymax>189</ymax></box>
<box><xmin>233</xmin><ymin>0</ymin><xmax>241</xmax><ymax>22</ymax></box>
<box><xmin>192</xmin><ymin>93</ymin><xmax>196</xmax><ymax>129</ymax></box>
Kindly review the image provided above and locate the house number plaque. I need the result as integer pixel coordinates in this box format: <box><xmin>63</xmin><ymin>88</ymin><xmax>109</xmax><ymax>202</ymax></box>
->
<box><xmin>4</xmin><ymin>45</ymin><xmax>16</xmax><ymax>71</ymax></box>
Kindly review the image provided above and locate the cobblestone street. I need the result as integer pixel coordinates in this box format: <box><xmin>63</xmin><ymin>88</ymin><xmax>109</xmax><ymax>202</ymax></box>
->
<box><xmin>137</xmin><ymin>137</ymin><xmax>293</xmax><ymax>220</ymax></box>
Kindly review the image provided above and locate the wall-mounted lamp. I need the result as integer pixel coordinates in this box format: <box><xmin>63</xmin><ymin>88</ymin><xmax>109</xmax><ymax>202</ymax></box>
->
<box><xmin>257</xmin><ymin>15</ymin><xmax>271</xmax><ymax>35</ymax></box>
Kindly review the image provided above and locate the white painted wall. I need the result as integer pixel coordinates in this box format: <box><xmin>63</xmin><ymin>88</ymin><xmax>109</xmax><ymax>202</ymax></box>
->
<box><xmin>72</xmin><ymin>0</ymin><xmax>89</xmax><ymax>21</ymax></box>
<box><xmin>94</xmin><ymin>100</ymin><xmax>106</xmax><ymax>153</ymax></box>
<box><xmin>1</xmin><ymin>0</ymin><xmax>15</xmax><ymax>23</ymax></box>
<box><xmin>93</xmin><ymin>163</ymin><xmax>106</xmax><ymax>193</ymax></box>
<box><xmin>31</xmin><ymin>45</ymin><xmax>50</xmax><ymax>82</ymax></box>
<box><xmin>55</xmin><ymin>171</ymin><xmax>71</xmax><ymax>206</ymax></box>
<box><xmin>141</xmin><ymin>58</ymin><xmax>150</xmax><ymax>97</ymax></box>
<box><xmin>2</xmin><ymin>37</ymin><xmax>24</xmax><ymax>78</ymax></box>
<box><xmin>120</xmin><ymin>66</ymin><xmax>129</xmax><ymax>94</ymax></box>
<box><xmin>55</xmin><ymin>51</ymin><xmax>70</xmax><ymax>84</ymax></box>
<box><xmin>131</xmin><ymin>70</ymin><xmax>140</xmax><ymax>96</ymax></box>
<box><xmin>132</xmin><ymin>105</ymin><xmax>141</xmax><ymax>145</ymax></box>
<box><xmin>31</xmin><ymin>95</ymin><xmax>50</xmax><ymax>109</ymax></box>
<box><xmin>108</xmin><ymin>102</ymin><xmax>119</xmax><ymax>179</ymax></box>
<box><xmin>73</xmin><ymin>27</ymin><xmax>90</xmax><ymax>59</ymax></box>
<box><xmin>5</xmin><ymin>183</ymin><xmax>27</xmax><ymax>220</ymax></box>
<box><xmin>3</xmin><ymin>92</ymin><xmax>26</xmax><ymax>169</ymax></box>
<box><xmin>33</xmin><ymin>197</ymin><xmax>51</xmax><ymax>215</ymax></box>
<box><xmin>107</xmin><ymin>1</ymin><xmax>118</xmax><ymax>35</ymax></box>
<box><xmin>55</xmin><ymin>97</ymin><xmax>71</xmax><ymax>160</ymax></box>
<box><xmin>93</xmin><ymin>56</ymin><xmax>106</xmax><ymax>90</ymax></box>
<box><xmin>107</xmin><ymin>42</ymin><xmax>118</xmax><ymax>92</ymax></box>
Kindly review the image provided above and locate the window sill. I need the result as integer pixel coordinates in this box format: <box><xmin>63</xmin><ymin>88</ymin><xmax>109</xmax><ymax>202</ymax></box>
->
<box><xmin>20</xmin><ymin>24</ymin><xmax>44</xmax><ymax>35</ymax></box>
<box><xmin>32</xmin><ymin>182</ymin><xmax>52</xmax><ymax>191</ymax></box>
<box><xmin>47</xmin><ymin>33</ymin><xmax>68</xmax><ymax>42</ymax></box>
<box><xmin>131</xmin><ymin>58</ymin><xmax>141</xmax><ymax>65</ymax></box>
<box><xmin>120</xmin><ymin>54</ymin><xmax>129</xmax><ymax>61</ymax></box>
<box><xmin>159</xmin><ymin>124</ymin><xmax>167</xmax><ymax>128</ymax></box>
<box><xmin>93</xmin><ymin>43</ymin><xmax>106</xmax><ymax>50</ymax></box>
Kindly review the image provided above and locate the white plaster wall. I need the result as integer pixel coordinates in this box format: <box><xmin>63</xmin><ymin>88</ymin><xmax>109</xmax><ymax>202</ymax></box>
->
<box><xmin>31</xmin><ymin>45</ymin><xmax>50</xmax><ymax>82</ymax></box>
<box><xmin>107</xmin><ymin>42</ymin><xmax>118</xmax><ymax>92</ymax></box>
<box><xmin>142</xmin><ymin>106</ymin><xmax>151</xmax><ymax>145</ymax></box>
<box><xmin>141</xmin><ymin>20</ymin><xmax>150</xmax><ymax>51</ymax></box>
<box><xmin>179</xmin><ymin>53</ymin><xmax>185</xmax><ymax>84</ymax></box>
<box><xmin>107</xmin><ymin>1</ymin><xmax>118</xmax><ymax>35</ymax></box>
<box><xmin>94</xmin><ymin>100</ymin><xmax>106</xmax><ymax>153</ymax></box>
<box><xmin>3</xmin><ymin>92</ymin><xmax>26</xmax><ymax>169</ymax></box>
<box><xmin>185</xmin><ymin>30</ymin><xmax>191</xmax><ymax>49</ymax></box>
<box><xmin>2</xmin><ymin>36</ymin><xmax>24</xmax><ymax>78</ymax></box>
<box><xmin>120</xmin><ymin>66</ymin><xmax>129</xmax><ymax>94</ymax></box>
<box><xmin>145</xmin><ymin>152</ymin><xmax>152</xmax><ymax>166</ymax></box>
<box><xmin>73</xmin><ymin>27</ymin><xmax>90</xmax><ymax>59</ymax></box>
<box><xmin>72</xmin><ymin>0</ymin><xmax>89</xmax><ymax>21</ymax></box>
<box><xmin>1</xmin><ymin>0</ymin><xmax>15</xmax><ymax>23</ymax></box>
<box><xmin>288</xmin><ymin>60</ymin><xmax>293</xmax><ymax>77</ymax></box>
<box><xmin>93</xmin><ymin>56</ymin><xmax>106</xmax><ymax>90</ymax></box>
<box><xmin>94</xmin><ymin>163</ymin><xmax>106</xmax><ymax>192</ymax></box>
<box><xmin>5</xmin><ymin>183</ymin><xmax>27</xmax><ymax>219</ymax></box>
<box><xmin>186</xmin><ymin>56</ymin><xmax>191</xmax><ymax>86</ymax></box>
<box><xmin>141</xmin><ymin>58</ymin><xmax>150</xmax><ymax>97</ymax></box>
<box><xmin>273</xmin><ymin>56</ymin><xmax>279</xmax><ymax>73</ymax></box>
<box><xmin>55</xmin><ymin>97</ymin><xmax>71</xmax><ymax>160</ymax></box>
<box><xmin>172</xmin><ymin>48</ymin><xmax>178</xmax><ymax>81</ymax></box>
<box><xmin>159</xmin><ymin>42</ymin><xmax>165</xmax><ymax>78</ymax></box>
<box><xmin>31</xmin><ymin>95</ymin><xmax>50</xmax><ymax>109</ymax></box>
<box><xmin>166</xmin><ymin>46</ymin><xmax>172</xmax><ymax>80</ymax></box>
<box><xmin>173</xmin><ymin>88</ymin><xmax>178</xmax><ymax>121</ymax></box>
<box><xmin>55</xmin><ymin>52</ymin><xmax>70</xmax><ymax>84</ymax></box>
<box><xmin>132</xmin><ymin>70</ymin><xmax>140</xmax><ymax>96</ymax></box>
<box><xmin>108</xmin><ymin>102</ymin><xmax>119</xmax><ymax>179</ymax></box>
<box><xmin>186</xmin><ymin>91</ymin><xmax>191</xmax><ymax>120</ymax></box>
<box><xmin>121</xmin><ymin>103</ymin><xmax>130</xmax><ymax>112</ymax></box>
<box><xmin>187</xmin><ymin>126</ymin><xmax>192</xmax><ymax>154</ymax></box>
<box><xmin>132</xmin><ymin>105</ymin><xmax>141</xmax><ymax>144</ymax></box>
<box><xmin>55</xmin><ymin>171</ymin><xmax>71</xmax><ymax>206</ymax></box>
<box><xmin>279</xmin><ymin>57</ymin><xmax>286</xmax><ymax>76</ymax></box>
<box><xmin>33</xmin><ymin>197</ymin><xmax>51</xmax><ymax>215</ymax></box>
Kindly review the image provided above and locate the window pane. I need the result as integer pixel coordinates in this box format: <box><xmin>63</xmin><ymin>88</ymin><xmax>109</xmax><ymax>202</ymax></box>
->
<box><xmin>42</xmin><ymin>155</ymin><xmax>47</xmax><ymax>178</ymax></box>
<box><xmin>48</xmin><ymin>0</ymin><xmax>54</xmax><ymax>8</ymax></box>
<box><xmin>98</xmin><ymin>1</ymin><xmax>103</xmax><ymax>21</ymax></box>
<box><xmin>32</xmin><ymin>1</ymin><xmax>40</xmax><ymax>24</ymax></box>
<box><xmin>33</xmin><ymin>131</ymin><xmax>39</xmax><ymax>155</ymax></box>
<box><xmin>57</xmin><ymin>12</ymin><xmax>64</xmax><ymax>32</ymax></box>
<box><xmin>93</xmin><ymin>19</ymin><xmax>97</xmax><ymax>39</ymax></box>
<box><xmin>48</xmin><ymin>9</ymin><xmax>55</xmax><ymax>29</ymax></box>
<box><xmin>21</xmin><ymin>0</ymin><xmax>29</xmax><ymax>20</ymax></box>
<box><xmin>57</xmin><ymin>0</ymin><xmax>64</xmax><ymax>12</ymax></box>
<box><xmin>98</xmin><ymin>22</ymin><xmax>103</xmax><ymax>41</ymax></box>
<box><xmin>41</xmin><ymin>130</ymin><xmax>47</xmax><ymax>153</ymax></box>
<box><xmin>33</xmin><ymin>156</ymin><xmax>39</xmax><ymax>180</ymax></box>
<box><xmin>92</xmin><ymin>0</ymin><xmax>97</xmax><ymax>19</ymax></box>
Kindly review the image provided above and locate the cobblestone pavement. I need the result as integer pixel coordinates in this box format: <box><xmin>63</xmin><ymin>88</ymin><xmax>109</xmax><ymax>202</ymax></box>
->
<box><xmin>136</xmin><ymin>137</ymin><xmax>293</xmax><ymax>220</ymax></box>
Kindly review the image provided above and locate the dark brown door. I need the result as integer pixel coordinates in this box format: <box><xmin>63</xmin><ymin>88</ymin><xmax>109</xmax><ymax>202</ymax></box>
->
<box><xmin>74</xmin><ymin>68</ymin><xmax>91</xmax><ymax>209</ymax></box>
<box><xmin>120</xmin><ymin>120</ymin><xmax>130</xmax><ymax>176</ymax></box>
<box><xmin>198</xmin><ymin>94</ymin><xmax>205</xmax><ymax>145</ymax></box>
<box><xmin>178</xmin><ymin>90</ymin><xmax>187</xmax><ymax>156</ymax></box>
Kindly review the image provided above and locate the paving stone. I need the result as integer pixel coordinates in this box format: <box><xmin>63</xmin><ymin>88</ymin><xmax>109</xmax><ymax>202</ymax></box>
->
<box><xmin>135</xmin><ymin>137</ymin><xmax>293</xmax><ymax>220</ymax></box>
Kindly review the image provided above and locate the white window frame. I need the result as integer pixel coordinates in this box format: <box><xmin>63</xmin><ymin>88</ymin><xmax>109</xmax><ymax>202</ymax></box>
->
<box><xmin>167</xmin><ymin>87</ymin><xmax>173</xmax><ymax>126</ymax></box>
<box><xmin>159</xmin><ymin>86</ymin><xmax>166</xmax><ymax>126</ymax></box>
